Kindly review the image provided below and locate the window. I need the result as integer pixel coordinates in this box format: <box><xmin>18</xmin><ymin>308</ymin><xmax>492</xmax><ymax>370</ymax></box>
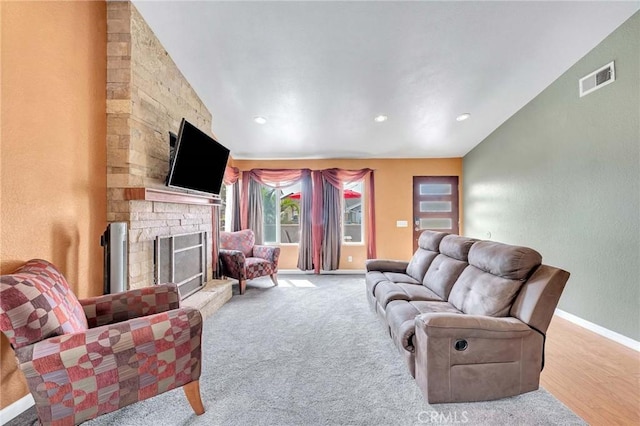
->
<box><xmin>262</xmin><ymin>182</ymin><xmax>300</xmax><ymax>244</ymax></box>
<box><xmin>343</xmin><ymin>180</ymin><xmax>364</xmax><ymax>244</ymax></box>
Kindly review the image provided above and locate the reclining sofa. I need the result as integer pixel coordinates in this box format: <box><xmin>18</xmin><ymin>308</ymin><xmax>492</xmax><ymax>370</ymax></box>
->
<box><xmin>365</xmin><ymin>230</ymin><xmax>569</xmax><ymax>403</ymax></box>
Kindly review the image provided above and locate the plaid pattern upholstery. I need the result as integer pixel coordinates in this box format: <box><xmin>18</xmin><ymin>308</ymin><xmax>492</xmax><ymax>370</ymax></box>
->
<box><xmin>0</xmin><ymin>260</ymin><xmax>203</xmax><ymax>426</ymax></box>
<box><xmin>80</xmin><ymin>283</ymin><xmax>181</xmax><ymax>328</ymax></box>
<box><xmin>245</xmin><ymin>258</ymin><xmax>277</xmax><ymax>280</ymax></box>
<box><xmin>0</xmin><ymin>259</ymin><xmax>88</xmax><ymax>349</ymax></box>
<box><xmin>219</xmin><ymin>230</ymin><xmax>280</xmax><ymax>283</ymax></box>
<box><xmin>219</xmin><ymin>250</ymin><xmax>247</xmax><ymax>280</ymax></box>
<box><xmin>220</xmin><ymin>229</ymin><xmax>255</xmax><ymax>257</ymax></box>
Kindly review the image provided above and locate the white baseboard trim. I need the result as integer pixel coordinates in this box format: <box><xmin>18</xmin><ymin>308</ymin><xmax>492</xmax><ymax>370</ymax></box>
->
<box><xmin>278</xmin><ymin>269</ymin><xmax>365</xmax><ymax>275</ymax></box>
<box><xmin>554</xmin><ymin>309</ymin><xmax>640</xmax><ymax>352</ymax></box>
<box><xmin>0</xmin><ymin>393</ymin><xmax>34</xmax><ymax>425</ymax></box>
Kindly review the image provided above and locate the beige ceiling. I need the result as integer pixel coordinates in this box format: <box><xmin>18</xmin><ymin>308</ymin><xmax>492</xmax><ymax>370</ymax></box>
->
<box><xmin>133</xmin><ymin>1</ymin><xmax>638</xmax><ymax>159</ymax></box>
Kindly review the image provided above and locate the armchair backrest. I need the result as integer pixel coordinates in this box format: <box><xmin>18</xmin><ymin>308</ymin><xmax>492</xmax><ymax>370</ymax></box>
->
<box><xmin>220</xmin><ymin>229</ymin><xmax>255</xmax><ymax>257</ymax></box>
<box><xmin>0</xmin><ymin>259</ymin><xmax>88</xmax><ymax>349</ymax></box>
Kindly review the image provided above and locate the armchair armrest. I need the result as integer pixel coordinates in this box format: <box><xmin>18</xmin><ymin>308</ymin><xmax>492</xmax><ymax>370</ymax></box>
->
<box><xmin>415</xmin><ymin>313</ymin><xmax>532</xmax><ymax>339</ymax></box>
<box><xmin>14</xmin><ymin>307</ymin><xmax>203</xmax><ymax>425</ymax></box>
<box><xmin>365</xmin><ymin>259</ymin><xmax>409</xmax><ymax>273</ymax></box>
<box><xmin>219</xmin><ymin>249</ymin><xmax>247</xmax><ymax>280</ymax></box>
<box><xmin>253</xmin><ymin>245</ymin><xmax>280</xmax><ymax>265</ymax></box>
<box><xmin>80</xmin><ymin>283</ymin><xmax>180</xmax><ymax>328</ymax></box>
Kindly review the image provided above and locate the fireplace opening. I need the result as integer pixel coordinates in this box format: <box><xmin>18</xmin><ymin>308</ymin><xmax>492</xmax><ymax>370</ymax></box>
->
<box><xmin>155</xmin><ymin>231</ymin><xmax>207</xmax><ymax>300</ymax></box>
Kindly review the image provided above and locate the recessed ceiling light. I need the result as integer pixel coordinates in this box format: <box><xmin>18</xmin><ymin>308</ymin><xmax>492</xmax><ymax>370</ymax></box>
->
<box><xmin>254</xmin><ymin>116</ymin><xmax>267</xmax><ymax>124</ymax></box>
<box><xmin>456</xmin><ymin>113</ymin><xmax>471</xmax><ymax>122</ymax></box>
<box><xmin>374</xmin><ymin>115</ymin><xmax>388</xmax><ymax>122</ymax></box>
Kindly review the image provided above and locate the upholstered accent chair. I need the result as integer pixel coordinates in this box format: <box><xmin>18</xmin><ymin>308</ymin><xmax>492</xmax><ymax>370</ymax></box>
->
<box><xmin>219</xmin><ymin>229</ymin><xmax>280</xmax><ymax>295</ymax></box>
<box><xmin>0</xmin><ymin>259</ymin><xmax>205</xmax><ymax>426</ymax></box>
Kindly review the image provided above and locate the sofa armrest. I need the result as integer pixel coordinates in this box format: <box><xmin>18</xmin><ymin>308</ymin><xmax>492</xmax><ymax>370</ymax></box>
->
<box><xmin>253</xmin><ymin>245</ymin><xmax>281</xmax><ymax>265</ymax></box>
<box><xmin>14</xmin><ymin>307</ymin><xmax>202</xmax><ymax>425</ymax></box>
<box><xmin>415</xmin><ymin>313</ymin><xmax>532</xmax><ymax>339</ymax></box>
<box><xmin>80</xmin><ymin>283</ymin><xmax>180</xmax><ymax>328</ymax></box>
<box><xmin>365</xmin><ymin>259</ymin><xmax>409</xmax><ymax>273</ymax></box>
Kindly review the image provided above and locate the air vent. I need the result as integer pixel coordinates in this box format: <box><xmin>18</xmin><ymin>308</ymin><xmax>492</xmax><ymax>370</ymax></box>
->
<box><xmin>579</xmin><ymin>61</ymin><xmax>615</xmax><ymax>97</ymax></box>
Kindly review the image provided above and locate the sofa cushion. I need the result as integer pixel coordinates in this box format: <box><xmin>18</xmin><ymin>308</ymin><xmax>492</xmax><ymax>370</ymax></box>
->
<box><xmin>0</xmin><ymin>259</ymin><xmax>88</xmax><ymax>349</ymax></box>
<box><xmin>439</xmin><ymin>235</ymin><xmax>476</xmax><ymax>261</ymax></box>
<box><xmin>365</xmin><ymin>271</ymin><xmax>388</xmax><ymax>296</ymax></box>
<box><xmin>405</xmin><ymin>231</ymin><xmax>447</xmax><ymax>281</ymax></box>
<box><xmin>386</xmin><ymin>300</ymin><xmax>462</xmax><ymax>352</ymax></box>
<box><xmin>447</xmin><ymin>266</ymin><xmax>525</xmax><ymax>317</ymax></box>
<box><xmin>468</xmin><ymin>241</ymin><xmax>542</xmax><ymax>280</ymax></box>
<box><xmin>374</xmin><ymin>282</ymin><xmax>442</xmax><ymax>309</ymax></box>
<box><xmin>383</xmin><ymin>272</ymin><xmax>421</xmax><ymax>285</ymax></box>
<box><xmin>406</xmin><ymin>251</ymin><xmax>439</xmax><ymax>283</ymax></box>
<box><xmin>422</xmin><ymin>254</ymin><xmax>468</xmax><ymax>300</ymax></box>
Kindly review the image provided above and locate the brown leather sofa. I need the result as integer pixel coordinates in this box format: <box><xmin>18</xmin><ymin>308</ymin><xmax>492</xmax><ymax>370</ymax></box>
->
<box><xmin>365</xmin><ymin>230</ymin><xmax>569</xmax><ymax>403</ymax></box>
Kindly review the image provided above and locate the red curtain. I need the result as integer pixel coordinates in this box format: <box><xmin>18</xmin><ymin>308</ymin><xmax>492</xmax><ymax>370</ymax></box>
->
<box><xmin>223</xmin><ymin>166</ymin><xmax>240</xmax><ymax>185</ymax></box>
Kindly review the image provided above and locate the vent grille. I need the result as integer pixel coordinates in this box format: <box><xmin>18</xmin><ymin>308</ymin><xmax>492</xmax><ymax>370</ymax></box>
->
<box><xmin>579</xmin><ymin>61</ymin><xmax>615</xmax><ymax>97</ymax></box>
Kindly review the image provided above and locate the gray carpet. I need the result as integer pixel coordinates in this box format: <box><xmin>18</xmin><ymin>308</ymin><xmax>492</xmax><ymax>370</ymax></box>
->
<box><xmin>9</xmin><ymin>274</ymin><xmax>584</xmax><ymax>426</ymax></box>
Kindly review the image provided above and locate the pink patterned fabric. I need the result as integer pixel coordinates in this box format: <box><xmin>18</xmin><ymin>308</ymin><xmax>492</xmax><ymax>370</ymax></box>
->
<box><xmin>219</xmin><ymin>230</ymin><xmax>280</xmax><ymax>283</ymax></box>
<box><xmin>0</xmin><ymin>260</ymin><xmax>203</xmax><ymax>426</ymax></box>
<box><xmin>80</xmin><ymin>283</ymin><xmax>180</xmax><ymax>328</ymax></box>
<box><xmin>220</xmin><ymin>229</ymin><xmax>255</xmax><ymax>257</ymax></box>
<box><xmin>0</xmin><ymin>259</ymin><xmax>88</xmax><ymax>349</ymax></box>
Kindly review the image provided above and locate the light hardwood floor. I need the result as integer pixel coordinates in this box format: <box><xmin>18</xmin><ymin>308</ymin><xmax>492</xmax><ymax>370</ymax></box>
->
<box><xmin>541</xmin><ymin>316</ymin><xmax>640</xmax><ymax>425</ymax></box>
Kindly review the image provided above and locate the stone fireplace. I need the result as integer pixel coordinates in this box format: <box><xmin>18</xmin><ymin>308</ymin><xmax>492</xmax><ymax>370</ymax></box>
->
<box><xmin>106</xmin><ymin>1</ymin><xmax>219</xmax><ymax>292</ymax></box>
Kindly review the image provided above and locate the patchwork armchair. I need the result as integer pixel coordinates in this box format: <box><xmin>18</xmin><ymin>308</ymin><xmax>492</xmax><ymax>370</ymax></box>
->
<box><xmin>0</xmin><ymin>259</ymin><xmax>205</xmax><ymax>426</ymax></box>
<box><xmin>219</xmin><ymin>229</ymin><xmax>280</xmax><ymax>295</ymax></box>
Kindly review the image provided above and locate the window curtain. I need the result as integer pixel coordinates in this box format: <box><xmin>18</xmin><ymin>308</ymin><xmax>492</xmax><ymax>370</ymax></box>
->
<box><xmin>311</xmin><ymin>168</ymin><xmax>376</xmax><ymax>273</ymax></box>
<box><xmin>241</xmin><ymin>169</ymin><xmax>309</xmax><ymax>229</ymax></box>
<box><xmin>240</xmin><ymin>168</ymin><xmax>312</xmax><ymax>260</ymax></box>
<box><xmin>247</xmin><ymin>178</ymin><xmax>264</xmax><ymax>244</ymax></box>
<box><xmin>211</xmin><ymin>205</ymin><xmax>222</xmax><ymax>278</ymax></box>
<box><xmin>236</xmin><ymin>167</ymin><xmax>375</xmax><ymax>274</ymax></box>
<box><xmin>231</xmin><ymin>183</ymin><xmax>241</xmax><ymax>231</ymax></box>
<box><xmin>321</xmin><ymin>176</ymin><xmax>342</xmax><ymax>271</ymax></box>
<box><xmin>311</xmin><ymin>171</ymin><xmax>324</xmax><ymax>273</ymax></box>
<box><xmin>296</xmin><ymin>170</ymin><xmax>313</xmax><ymax>270</ymax></box>
<box><xmin>223</xmin><ymin>166</ymin><xmax>242</xmax><ymax>231</ymax></box>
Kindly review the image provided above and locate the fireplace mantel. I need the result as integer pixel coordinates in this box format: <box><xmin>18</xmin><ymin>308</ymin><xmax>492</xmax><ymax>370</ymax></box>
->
<box><xmin>124</xmin><ymin>187</ymin><xmax>221</xmax><ymax>206</ymax></box>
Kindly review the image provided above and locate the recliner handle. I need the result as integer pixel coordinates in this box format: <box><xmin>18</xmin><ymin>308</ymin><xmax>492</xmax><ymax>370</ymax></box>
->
<box><xmin>454</xmin><ymin>339</ymin><xmax>468</xmax><ymax>351</ymax></box>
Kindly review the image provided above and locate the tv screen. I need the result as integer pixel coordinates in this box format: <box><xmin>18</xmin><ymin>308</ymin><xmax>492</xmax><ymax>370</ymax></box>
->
<box><xmin>166</xmin><ymin>118</ymin><xmax>230</xmax><ymax>196</ymax></box>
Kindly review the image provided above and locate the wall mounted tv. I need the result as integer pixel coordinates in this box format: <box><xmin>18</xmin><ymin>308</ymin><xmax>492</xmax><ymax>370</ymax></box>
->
<box><xmin>166</xmin><ymin>118</ymin><xmax>230</xmax><ymax>196</ymax></box>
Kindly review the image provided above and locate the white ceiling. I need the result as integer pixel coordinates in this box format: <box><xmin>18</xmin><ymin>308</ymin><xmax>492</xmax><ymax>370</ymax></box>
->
<box><xmin>133</xmin><ymin>1</ymin><xmax>638</xmax><ymax>160</ymax></box>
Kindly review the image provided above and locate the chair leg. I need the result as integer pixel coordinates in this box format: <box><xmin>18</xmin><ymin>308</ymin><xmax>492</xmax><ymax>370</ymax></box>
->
<box><xmin>183</xmin><ymin>380</ymin><xmax>205</xmax><ymax>415</ymax></box>
<box><xmin>270</xmin><ymin>273</ymin><xmax>278</xmax><ymax>286</ymax></box>
<box><xmin>239</xmin><ymin>279</ymin><xmax>247</xmax><ymax>295</ymax></box>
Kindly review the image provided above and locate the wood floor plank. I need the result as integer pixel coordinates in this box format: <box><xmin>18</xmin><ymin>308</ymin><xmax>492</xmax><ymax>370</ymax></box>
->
<box><xmin>541</xmin><ymin>316</ymin><xmax>640</xmax><ymax>425</ymax></box>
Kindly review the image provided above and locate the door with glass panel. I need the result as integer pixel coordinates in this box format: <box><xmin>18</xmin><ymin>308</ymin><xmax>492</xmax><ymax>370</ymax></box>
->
<box><xmin>413</xmin><ymin>176</ymin><xmax>459</xmax><ymax>251</ymax></box>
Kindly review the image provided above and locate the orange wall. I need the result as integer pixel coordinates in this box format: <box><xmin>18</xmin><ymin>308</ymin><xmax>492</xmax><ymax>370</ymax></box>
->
<box><xmin>233</xmin><ymin>158</ymin><xmax>463</xmax><ymax>269</ymax></box>
<box><xmin>0</xmin><ymin>0</ymin><xmax>107</xmax><ymax>409</ymax></box>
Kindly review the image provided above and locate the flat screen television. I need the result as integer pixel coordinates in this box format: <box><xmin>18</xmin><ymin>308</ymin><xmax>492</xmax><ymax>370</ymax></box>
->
<box><xmin>166</xmin><ymin>118</ymin><xmax>230</xmax><ymax>196</ymax></box>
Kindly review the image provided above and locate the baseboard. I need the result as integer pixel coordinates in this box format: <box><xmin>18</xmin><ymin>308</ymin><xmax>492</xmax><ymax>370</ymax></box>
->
<box><xmin>278</xmin><ymin>269</ymin><xmax>365</xmax><ymax>275</ymax></box>
<box><xmin>0</xmin><ymin>394</ymin><xmax>34</xmax><ymax>425</ymax></box>
<box><xmin>555</xmin><ymin>309</ymin><xmax>640</xmax><ymax>352</ymax></box>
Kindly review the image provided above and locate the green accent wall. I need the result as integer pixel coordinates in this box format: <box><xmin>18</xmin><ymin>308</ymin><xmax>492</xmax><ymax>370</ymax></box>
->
<box><xmin>463</xmin><ymin>12</ymin><xmax>639</xmax><ymax>340</ymax></box>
